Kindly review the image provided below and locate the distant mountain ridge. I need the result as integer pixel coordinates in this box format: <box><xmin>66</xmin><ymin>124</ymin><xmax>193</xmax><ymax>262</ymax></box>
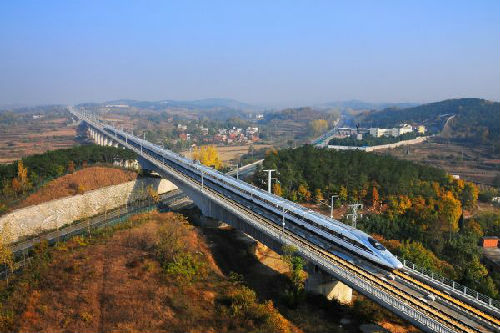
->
<box><xmin>83</xmin><ymin>98</ymin><xmax>261</xmax><ymax>111</ymax></box>
<box><xmin>77</xmin><ymin>98</ymin><xmax>420</xmax><ymax>113</ymax></box>
<box><xmin>316</xmin><ymin>100</ymin><xmax>419</xmax><ymax>111</ymax></box>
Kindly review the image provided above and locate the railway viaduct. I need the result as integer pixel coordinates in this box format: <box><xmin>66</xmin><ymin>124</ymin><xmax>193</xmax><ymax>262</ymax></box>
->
<box><xmin>70</xmin><ymin>107</ymin><xmax>500</xmax><ymax>333</ymax></box>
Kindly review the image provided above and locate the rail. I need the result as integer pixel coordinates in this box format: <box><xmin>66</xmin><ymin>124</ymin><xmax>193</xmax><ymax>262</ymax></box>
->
<box><xmin>401</xmin><ymin>258</ymin><xmax>500</xmax><ymax>314</ymax></box>
<box><xmin>72</xmin><ymin>108</ymin><xmax>498</xmax><ymax>333</ymax></box>
<box><xmin>119</xmin><ymin>135</ymin><xmax>471</xmax><ymax>333</ymax></box>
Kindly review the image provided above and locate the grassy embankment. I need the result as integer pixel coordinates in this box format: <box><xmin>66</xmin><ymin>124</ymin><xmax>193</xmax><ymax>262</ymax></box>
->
<box><xmin>0</xmin><ymin>211</ymin><xmax>298</xmax><ymax>333</ymax></box>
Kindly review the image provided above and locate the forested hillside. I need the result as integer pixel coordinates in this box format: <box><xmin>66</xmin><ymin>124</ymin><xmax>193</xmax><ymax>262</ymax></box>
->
<box><xmin>253</xmin><ymin>146</ymin><xmax>499</xmax><ymax>298</ymax></box>
<box><xmin>357</xmin><ymin>98</ymin><xmax>499</xmax><ymax>145</ymax></box>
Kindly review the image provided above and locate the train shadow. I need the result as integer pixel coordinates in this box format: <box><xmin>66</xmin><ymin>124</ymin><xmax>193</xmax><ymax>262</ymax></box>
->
<box><xmin>177</xmin><ymin>206</ymin><xmax>353</xmax><ymax>333</ymax></box>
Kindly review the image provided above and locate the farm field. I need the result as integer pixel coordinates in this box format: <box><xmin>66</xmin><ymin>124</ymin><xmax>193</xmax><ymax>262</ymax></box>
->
<box><xmin>377</xmin><ymin>138</ymin><xmax>500</xmax><ymax>186</ymax></box>
<box><xmin>0</xmin><ymin>116</ymin><xmax>77</xmax><ymax>164</ymax></box>
<box><xmin>183</xmin><ymin>143</ymin><xmax>273</xmax><ymax>164</ymax></box>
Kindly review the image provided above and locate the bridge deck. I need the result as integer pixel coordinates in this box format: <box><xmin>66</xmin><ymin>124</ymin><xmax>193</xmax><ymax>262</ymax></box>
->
<box><xmin>70</xmin><ymin>107</ymin><xmax>500</xmax><ymax>333</ymax></box>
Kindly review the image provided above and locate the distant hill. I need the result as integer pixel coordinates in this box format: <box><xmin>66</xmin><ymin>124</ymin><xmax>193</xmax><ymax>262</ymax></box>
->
<box><xmin>356</xmin><ymin>98</ymin><xmax>500</xmax><ymax>145</ymax></box>
<box><xmin>317</xmin><ymin>100</ymin><xmax>419</xmax><ymax>111</ymax></box>
<box><xmin>80</xmin><ymin>98</ymin><xmax>261</xmax><ymax>112</ymax></box>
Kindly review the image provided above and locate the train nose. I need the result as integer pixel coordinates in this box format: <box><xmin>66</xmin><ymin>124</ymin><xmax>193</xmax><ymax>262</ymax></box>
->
<box><xmin>393</xmin><ymin>259</ymin><xmax>403</xmax><ymax>270</ymax></box>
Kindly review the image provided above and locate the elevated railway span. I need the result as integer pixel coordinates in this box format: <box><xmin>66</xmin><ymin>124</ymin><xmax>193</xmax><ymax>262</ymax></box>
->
<box><xmin>69</xmin><ymin>107</ymin><xmax>499</xmax><ymax>333</ymax></box>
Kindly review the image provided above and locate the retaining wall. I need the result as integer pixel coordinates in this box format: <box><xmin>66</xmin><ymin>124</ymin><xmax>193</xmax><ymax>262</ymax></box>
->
<box><xmin>0</xmin><ymin>177</ymin><xmax>177</xmax><ymax>243</ymax></box>
<box><xmin>327</xmin><ymin>136</ymin><xmax>429</xmax><ymax>152</ymax></box>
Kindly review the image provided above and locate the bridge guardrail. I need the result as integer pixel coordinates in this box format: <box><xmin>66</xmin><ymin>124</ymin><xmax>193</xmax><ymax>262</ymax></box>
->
<box><xmin>401</xmin><ymin>258</ymin><xmax>500</xmax><ymax>313</ymax></box>
<box><xmin>73</xmin><ymin>110</ymin><xmax>471</xmax><ymax>333</ymax></box>
<box><xmin>136</xmin><ymin>143</ymin><xmax>463</xmax><ymax>333</ymax></box>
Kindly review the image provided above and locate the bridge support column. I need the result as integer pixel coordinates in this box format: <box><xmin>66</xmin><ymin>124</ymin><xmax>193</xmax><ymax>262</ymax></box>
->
<box><xmin>103</xmin><ymin>137</ymin><xmax>109</xmax><ymax>146</ymax></box>
<box><xmin>305</xmin><ymin>264</ymin><xmax>353</xmax><ymax>304</ymax></box>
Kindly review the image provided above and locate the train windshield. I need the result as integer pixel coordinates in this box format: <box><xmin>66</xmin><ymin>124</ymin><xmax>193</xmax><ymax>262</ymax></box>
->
<box><xmin>368</xmin><ymin>237</ymin><xmax>386</xmax><ymax>251</ymax></box>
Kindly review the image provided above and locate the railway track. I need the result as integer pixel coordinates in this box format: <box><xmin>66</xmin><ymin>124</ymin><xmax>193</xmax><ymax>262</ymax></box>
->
<box><xmin>140</xmin><ymin>150</ymin><xmax>489</xmax><ymax>333</ymax></box>
<box><xmin>83</xmin><ymin>117</ymin><xmax>498</xmax><ymax>333</ymax></box>
<box><xmin>394</xmin><ymin>271</ymin><xmax>500</xmax><ymax>330</ymax></box>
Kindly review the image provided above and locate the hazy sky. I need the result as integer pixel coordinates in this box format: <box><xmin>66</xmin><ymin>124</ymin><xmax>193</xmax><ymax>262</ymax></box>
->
<box><xmin>1</xmin><ymin>1</ymin><xmax>499</xmax><ymax>106</ymax></box>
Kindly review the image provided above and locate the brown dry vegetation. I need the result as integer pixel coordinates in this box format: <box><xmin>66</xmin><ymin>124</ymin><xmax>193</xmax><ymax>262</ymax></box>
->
<box><xmin>377</xmin><ymin>139</ymin><xmax>499</xmax><ymax>186</ymax></box>
<box><xmin>0</xmin><ymin>117</ymin><xmax>77</xmax><ymax>164</ymax></box>
<box><xmin>193</xmin><ymin>212</ymin><xmax>418</xmax><ymax>333</ymax></box>
<box><xmin>18</xmin><ymin>166</ymin><xmax>137</xmax><ymax>208</ymax></box>
<box><xmin>0</xmin><ymin>211</ymin><xmax>299</xmax><ymax>333</ymax></box>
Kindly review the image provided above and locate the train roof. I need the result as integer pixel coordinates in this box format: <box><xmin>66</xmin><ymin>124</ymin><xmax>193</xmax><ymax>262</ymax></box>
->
<box><xmin>104</xmin><ymin>124</ymin><xmax>357</xmax><ymax>235</ymax></box>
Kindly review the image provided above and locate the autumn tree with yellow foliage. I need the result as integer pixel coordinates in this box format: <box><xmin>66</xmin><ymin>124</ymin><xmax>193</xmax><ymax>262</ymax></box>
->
<box><xmin>192</xmin><ymin>145</ymin><xmax>223</xmax><ymax>170</ymax></box>
<box><xmin>272</xmin><ymin>183</ymin><xmax>283</xmax><ymax>197</ymax></box>
<box><xmin>10</xmin><ymin>161</ymin><xmax>31</xmax><ymax>196</ymax></box>
<box><xmin>438</xmin><ymin>190</ymin><xmax>462</xmax><ymax>237</ymax></box>
<box><xmin>309</xmin><ymin>119</ymin><xmax>329</xmax><ymax>136</ymax></box>
<box><xmin>0</xmin><ymin>223</ymin><xmax>14</xmax><ymax>283</ymax></box>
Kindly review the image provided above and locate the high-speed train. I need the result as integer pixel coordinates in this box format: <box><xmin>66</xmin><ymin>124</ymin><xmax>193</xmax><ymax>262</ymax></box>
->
<box><xmin>102</xmin><ymin>125</ymin><xmax>403</xmax><ymax>270</ymax></box>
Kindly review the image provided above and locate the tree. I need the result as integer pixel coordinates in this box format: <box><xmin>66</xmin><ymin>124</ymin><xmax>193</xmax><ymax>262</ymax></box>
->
<box><xmin>465</xmin><ymin>219</ymin><xmax>483</xmax><ymax>238</ymax></box>
<box><xmin>17</xmin><ymin>160</ymin><xmax>28</xmax><ymax>188</ymax></box>
<box><xmin>11</xmin><ymin>178</ymin><xmax>21</xmax><ymax>196</ymax></box>
<box><xmin>309</xmin><ymin>119</ymin><xmax>328</xmax><ymax>136</ymax></box>
<box><xmin>314</xmin><ymin>188</ymin><xmax>323</xmax><ymax>203</ymax></box>
<box><xmin>281</xmin><ymin>245</ymin><xmax>307</xmax><ymax>308</ymax></box>
<box><xmin>387</xmin><ymin>195</ymin><xmax>412</xmax><ymax>218</ymax></box>
<box><xmin>56</xmin><ymin>165</ymin><xmax>65</xmax><ymax>176</ymax></box>
<box><xmin>272</xmin><ymin>183</ymin><xmax>283</xmax><ymax>197</ymax></box>
<box><xmin>339</xmin><ymin>185</ymin><xmax>348</xmax><ymax>203</ymax></box>
<box><xmin>460</xmin><ymin>182</ymin><xmax>478</xmax><ymax>210</ymax></box>
<box><xmin>297</xmin><ymin>184</ymin><xmax>311</xmax><ymax>202</ymax></box>
<box><xmin>11</xmin><ymin>160</ymin><xmax>31</xmax><ymax>194</ymax></box>
<box><xmin>371</xmin><ymin>187</ymin><xmax>379</xmax><ymax>209</ymax></box>
<box><xmin>438</xmin><ymin>191</ymin><xmax>462</xmax><ymax>237</ymax></box>
<box><xmin>192</xmin><ymin>145</ymin><xmax>223</xmax><ymax>170</ymax></box>
<box><xmin>0</xmin><ymin>224</ymin><xmax>14</xmax><ymax>283</ymax></box>
<box><xmin>399</xmin><ymin>241</ymin><xmax>455</xmax><ymax>276</ymax></box>
<box><xmin>67</xmin><ymin>160</ymin><xmax>75</xmax><ymax>174</ymax></box>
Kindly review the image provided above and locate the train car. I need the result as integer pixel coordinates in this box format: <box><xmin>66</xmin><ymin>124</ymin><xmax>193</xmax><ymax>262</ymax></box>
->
<box><xmin>101</xmin><ymin>124</ymin><xmax>402</xmax><ymax>270</ymax></box>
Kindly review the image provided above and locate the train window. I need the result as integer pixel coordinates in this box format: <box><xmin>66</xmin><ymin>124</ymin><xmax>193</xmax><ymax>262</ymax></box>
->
<box><xmin>368</xmin><ymin>237</ymin><xmax>386</xmax><ymax>251</ymax></box>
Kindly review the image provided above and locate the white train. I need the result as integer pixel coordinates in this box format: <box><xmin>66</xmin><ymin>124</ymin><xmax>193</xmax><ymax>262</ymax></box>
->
<box><xmin>104</xmin><ymin>125</ymin><xmax>403</xmax><ymax>270</ymax></box>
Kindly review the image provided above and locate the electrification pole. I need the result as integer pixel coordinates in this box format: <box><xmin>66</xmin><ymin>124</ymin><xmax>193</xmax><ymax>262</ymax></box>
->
<box><xmin>262</xmin><ymin>169</ymin><xmax>276</xmax><ymax>193</ymax></box>
<box><xmin>330</xmin><ymin>194</ymin><xmax>339</xmax><ymax>219</ymax></box>
<box><xmin>346</xmin><ymin>203</ymin><xmax>363</xmax><ymax>228</ymax></box>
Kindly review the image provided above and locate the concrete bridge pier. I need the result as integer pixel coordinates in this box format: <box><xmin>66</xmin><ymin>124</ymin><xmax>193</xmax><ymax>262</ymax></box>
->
<box><xmin>128</xmin><ymin>157</ymin><xmax>356</xmax><ymax>307</ymax></box>
<box><xmin>88</xmin><ymin>128</ymin><xmax>95</xmax><ymax>143</ymax></box>
<box><xmin>305</xmin><ymin>264</ymin><xmax>353</xmax><ymax>304</ymax></box>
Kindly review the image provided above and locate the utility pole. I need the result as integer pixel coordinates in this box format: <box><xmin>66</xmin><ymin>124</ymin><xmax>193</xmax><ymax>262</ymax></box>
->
<box><xmin>236</xmin><ymin>156</ymin><xmax>241</xmax><ymax>180</ymax></box>
<box><xmin>282</xmin><ymin>206</ymin><xmax>286</xmax><ymax>234</ymax></box>
<box><xmin>330</xmin><ymin>195</ymin><xmax>339</xmax><ymax>219</ymax></box>
<box><xmin>201</xmin><ymin>169</ymin><xmax>204</xmax><ymax>191</ymax></box>
<box><xmin>262</xmin><ymin>169</ymin><xmax>276</xmax><ymax>193</ymax></box>
<box><xmin>346</xmin><ymin>203</ymin><xmax>363</xmax><ymax>228</ymax></box>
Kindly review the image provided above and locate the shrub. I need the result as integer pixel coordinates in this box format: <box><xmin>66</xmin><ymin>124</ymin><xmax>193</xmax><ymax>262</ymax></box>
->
<box><xmin>165</xmin><ymin>253</ymin><xmax>207</xmax><ymax>282</ymax></box>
